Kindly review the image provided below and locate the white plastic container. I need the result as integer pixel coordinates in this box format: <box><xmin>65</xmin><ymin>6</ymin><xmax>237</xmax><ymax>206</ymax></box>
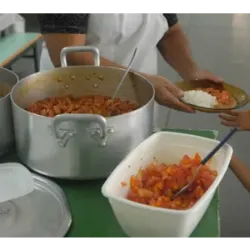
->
<box><xmin>102</xmin><ymin>132</ymin><xmax>233</xmax><ymax>237</ymax></box>
<box><xmin>0</xmin><ymin>162</ymin><xmax>34</xmax><ymax>202</ymax></box>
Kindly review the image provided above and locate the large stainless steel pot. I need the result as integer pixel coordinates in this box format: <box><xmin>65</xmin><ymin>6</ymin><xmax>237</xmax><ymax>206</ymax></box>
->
<box><xmin>0</xmin><ymin>68</ymin><xmax>19</xmax><ymax>156</ymax></box>
<box><xmin>11</xmin><ymin>46</ymin><xmax>155</xmax><ymax>179</ymax></box>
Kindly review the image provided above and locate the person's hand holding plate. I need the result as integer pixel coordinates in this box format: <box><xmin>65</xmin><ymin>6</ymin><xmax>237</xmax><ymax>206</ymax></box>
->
<box><xmin>184</xmin><ymin>69</ymin><xmax>223</xmax><ymax>83</ymax></box>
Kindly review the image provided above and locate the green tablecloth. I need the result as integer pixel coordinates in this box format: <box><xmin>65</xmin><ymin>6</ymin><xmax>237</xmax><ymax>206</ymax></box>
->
<box><xmin>0</xmin><ymin>129</ymin><xmax>220</xmax><ymax>237</ymax></box>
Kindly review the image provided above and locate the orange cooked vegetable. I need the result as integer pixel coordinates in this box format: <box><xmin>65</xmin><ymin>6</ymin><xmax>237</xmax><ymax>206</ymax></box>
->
<box><xmin>26</xmin><ymin>95</ymin><xmax>139</xmax><ymax>117</ymax></box>
<box><xmin>196</xmin><ymin>87</ymin><xmax>233</xmax><ymax>105</ymax></box>
<box><xmin>126</xmin><ymin>153</ymin><xmax>217</xmax><ymax>210</ymax></box>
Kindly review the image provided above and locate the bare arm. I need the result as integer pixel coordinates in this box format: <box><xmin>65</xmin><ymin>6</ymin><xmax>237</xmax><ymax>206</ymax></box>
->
<box><xmin>157</xmin><ymin>23</ymin><xmax>198</xmax><ymax>81</ymax></box>
<box><xmin>230</xmin><ymin>155</ymin><xmax>250</xmax><ymax>192</ymax></box>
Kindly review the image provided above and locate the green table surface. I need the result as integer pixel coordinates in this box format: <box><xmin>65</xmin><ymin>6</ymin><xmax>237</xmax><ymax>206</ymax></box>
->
<box><xmin>0</xmin><ymin>129</ymin><xmax>220</xmax><ymax>237</ymax></box>
<box><xmin>0</xmin><ymin>32</ymin><xmax>41</xmax><ymax>67</ymax></box>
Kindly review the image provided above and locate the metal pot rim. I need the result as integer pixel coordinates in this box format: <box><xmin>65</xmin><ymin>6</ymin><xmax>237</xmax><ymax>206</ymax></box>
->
<box><xmin>10</xmin><ymin>65</ymin><xmax>155</xmax><ymax>120</ymax></box>
<box><xmin>0</xmin><ymin>67</ymin><xmax>19</xmax><ymax>101</ymax></box>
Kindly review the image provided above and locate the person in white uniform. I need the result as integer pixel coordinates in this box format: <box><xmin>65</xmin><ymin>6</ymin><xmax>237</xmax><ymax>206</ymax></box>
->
<box><xmin>38</xmin><ymin>14</ymin><xmax>222</xmax><ymax>128</ymax></box>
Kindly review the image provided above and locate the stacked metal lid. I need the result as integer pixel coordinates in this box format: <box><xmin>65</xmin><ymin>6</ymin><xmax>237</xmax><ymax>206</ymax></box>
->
<box><xmin>0</xmin><ymin>162</ymin><xmax>72</xmax><ymax>237</ymax></box>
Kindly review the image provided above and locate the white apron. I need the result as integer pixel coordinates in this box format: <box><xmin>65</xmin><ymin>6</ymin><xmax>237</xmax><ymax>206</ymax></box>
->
<box><xmin>40</xmin><ymin>14</ymin><xmax>169</xmax><ymax>129</ymax></box>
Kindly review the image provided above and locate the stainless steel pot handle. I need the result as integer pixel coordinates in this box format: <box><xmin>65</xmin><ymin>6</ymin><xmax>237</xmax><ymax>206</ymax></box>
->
<box><xmin>51</xmin><ymin>114</ymin><xmax>108</xmax><ymax>148</ymax></box>
<box><xmin>60</xmin><ymin>46</ymin><xmax>100</xmax><ymax>67</ymax></box>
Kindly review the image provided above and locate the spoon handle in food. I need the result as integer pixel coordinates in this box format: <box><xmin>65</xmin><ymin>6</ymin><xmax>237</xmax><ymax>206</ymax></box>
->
<box><xmin>201</xmin><ymin>127</ymin><xmax>238</xmax><ymax>166</ymax></box>
<box><xmin>112</xmin><ymin>48</ymin><xmax>137</xmax><ymax>100</ymax></box>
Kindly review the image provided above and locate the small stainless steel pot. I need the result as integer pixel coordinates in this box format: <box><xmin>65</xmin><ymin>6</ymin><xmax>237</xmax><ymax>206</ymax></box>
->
<box><xmin>11</xmin><ymin>46</ymin><xmax>155</xmax><ymax>179</ymax></box>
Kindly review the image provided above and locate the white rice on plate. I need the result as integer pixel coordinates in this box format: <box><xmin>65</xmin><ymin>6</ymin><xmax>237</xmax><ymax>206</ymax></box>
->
<box><xmin>182</xmin><ymin>90</ymin><xmax>218</xmax><ymax>108</ymax></box>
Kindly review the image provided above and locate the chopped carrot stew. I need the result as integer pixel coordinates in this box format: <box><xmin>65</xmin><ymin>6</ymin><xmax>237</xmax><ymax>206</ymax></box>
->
<box><xmin>196</xmin><ymin>88</ymin><xmax>233</xmax><ymax>105</ymax></box>
<box><xmin>26</xmin><ymin>95</ymin><xmax>139</xmax><ymax>117</ymax></box>
<box><xmin>126</xmin><ymin>153</ymin><xmax>217</xmax><ymax>210</ymax></box>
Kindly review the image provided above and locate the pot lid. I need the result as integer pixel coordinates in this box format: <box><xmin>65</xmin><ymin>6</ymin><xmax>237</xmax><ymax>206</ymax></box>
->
<box><xmin>0</xmin><ymin>163</ymin><xmax>72</xmax><ymax>237</ymax></box>
<box><xmin>0</xmin><ymin>162</ymin><xmax>34</xmax><ymax>203</ymax></box>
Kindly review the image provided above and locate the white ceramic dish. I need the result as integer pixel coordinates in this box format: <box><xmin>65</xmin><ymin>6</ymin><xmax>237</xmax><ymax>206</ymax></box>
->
<box><xmin>102</xmin><ymin>131</ymin><xmax>233</xmax><ymax>237</ymax></box>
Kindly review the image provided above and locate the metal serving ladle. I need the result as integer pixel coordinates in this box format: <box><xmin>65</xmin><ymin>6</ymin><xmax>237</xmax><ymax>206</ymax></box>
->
<box><xmin>111</xmin><ymin>48</ymin><xmax>138</xmax><ymax>100</ymax></box>
<box><xmin>111</xmin><ymin>15</ymin><xmax>148</xmax><ymax>101</ymax></box>
<box><xmin>172</xmin><ymin>127</ymin><xmax>238</xmax><ymax>200</ymax></box>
